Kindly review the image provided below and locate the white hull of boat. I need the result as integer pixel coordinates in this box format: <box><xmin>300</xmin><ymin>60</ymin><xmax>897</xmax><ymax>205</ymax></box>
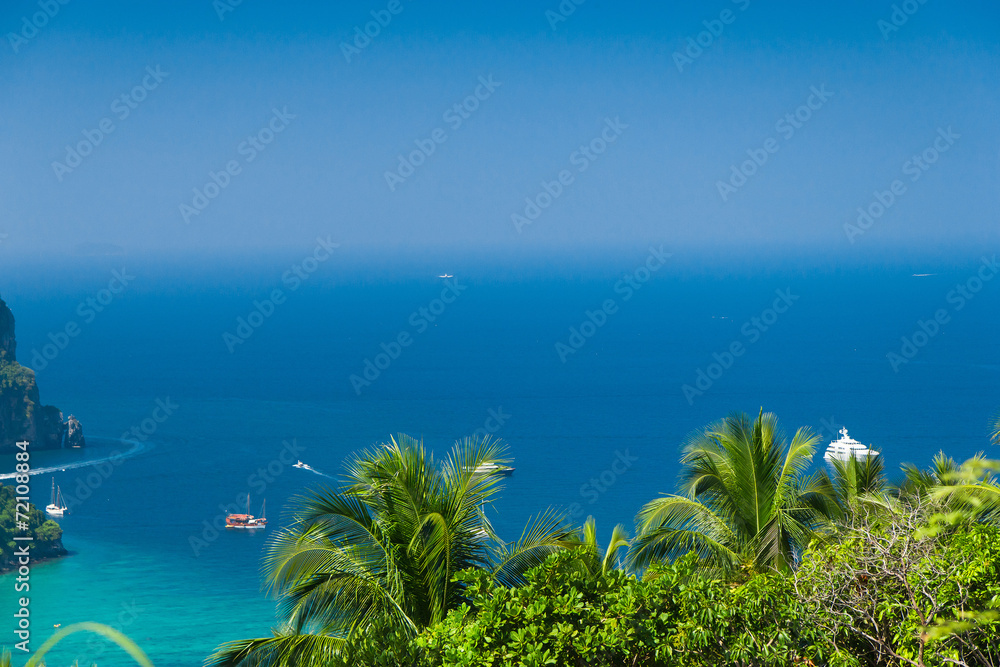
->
<box><xmin>823</xmin><ymin>451</ymin><xmax>879</xmax><ymax>461</ymax></box>
<box><xmin>823</xmin><ymin>428</ymin><xmax>879</xmax><ymax>462</ymax></box>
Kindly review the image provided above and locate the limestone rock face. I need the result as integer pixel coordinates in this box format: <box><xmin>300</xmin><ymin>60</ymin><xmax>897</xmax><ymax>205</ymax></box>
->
<box><xmin>0</xmin><ymin>295</ymin><xmax>84</xmax><ymax>451</ymax></box>
<box><xmin>66</xmin><ymin>414</ymin><xmax>86</xmax><ymax>448</ymax></box>
<box><xmin>0</xmin><ymin>296</ymin><xmax>14</xmax><ymax>363</ymax></box>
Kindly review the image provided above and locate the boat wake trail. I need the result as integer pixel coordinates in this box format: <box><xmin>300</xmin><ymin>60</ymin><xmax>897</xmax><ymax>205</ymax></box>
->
<box><xmin>294</xmin><ymin>462</ymin><xmax>336</xmax><ymax>480</ymax></box>
<box><xmin>0</xmin><ymin>439</ymin><xmax>148</xmax><ymax>480</ymax></box>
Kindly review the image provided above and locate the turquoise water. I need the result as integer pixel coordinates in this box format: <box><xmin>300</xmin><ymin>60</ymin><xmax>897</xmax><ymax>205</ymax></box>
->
<box><xmin>2</xmin><ymin>265</ymin><xmax>999</xmax><ymax>665</ymax></box>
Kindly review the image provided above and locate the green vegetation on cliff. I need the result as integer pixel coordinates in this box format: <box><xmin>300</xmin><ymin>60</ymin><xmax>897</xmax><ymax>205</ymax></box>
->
<box><xmin>0</xmin><ymin>295</ymin><xmax>84</xmax><ymax>450</ymax></box>
<box><xmin>0</xmin><ymin>482</ymin><xmax>68</xmax><ymax>572</ymax></box>
<box><xmin>0</xmin><ymin>359</ymin><xmax>39</xmax><ymax>443</ymax></box>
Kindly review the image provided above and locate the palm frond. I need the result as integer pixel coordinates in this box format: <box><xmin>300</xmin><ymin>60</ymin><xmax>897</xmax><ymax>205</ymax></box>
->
<box><xmin>490</xmin><ymin>508</ymin><xmax>578</xmax><ymax>587</ymax></box>
<box><xmin>601</xmin><ymin>523</ymin><xmax>631</xmax><ymax>575</ymax></box>
<box><xmin>205</xmin><ymin>632</ymin><xmax>348</xmax><ymax>667</ymax></box>
<box><xmin>630</xmin><ymin>495</ymin><xmax>740</xmax><ymax>570</ymax></box>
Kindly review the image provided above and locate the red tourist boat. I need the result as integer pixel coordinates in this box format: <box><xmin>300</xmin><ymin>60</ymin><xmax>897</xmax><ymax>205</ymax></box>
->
<box><xmin>225</xmin><ymin>494</ymin><xmax>267</xmax><ymax>529</ymax></box>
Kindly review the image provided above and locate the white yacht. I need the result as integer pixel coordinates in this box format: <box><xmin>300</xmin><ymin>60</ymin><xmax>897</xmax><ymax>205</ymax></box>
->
<box><xmin>823</xmin><ymin>428</ymin><xmax>879</xmax><ymax>461</ymax></box>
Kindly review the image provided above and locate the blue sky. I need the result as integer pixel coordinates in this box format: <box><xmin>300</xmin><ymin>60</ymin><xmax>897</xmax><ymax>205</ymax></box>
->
<box><xmin>0</xmin><ymin>0</ymin><xmax>997</xmax><ymax>266</ymax></box>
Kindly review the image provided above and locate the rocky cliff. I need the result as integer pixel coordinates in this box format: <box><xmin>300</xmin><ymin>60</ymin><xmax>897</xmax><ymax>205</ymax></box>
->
<box><xmin>0</xmin><ymin>295</ymin><xmax>84</xmax><ymax>451</ymax></box>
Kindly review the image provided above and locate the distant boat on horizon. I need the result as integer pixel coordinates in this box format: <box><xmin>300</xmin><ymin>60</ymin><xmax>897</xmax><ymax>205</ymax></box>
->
<box><xmin>438</xmin><ymin>274</ymin><xmax>453</xmax><ymax>278</ymax></box>
<box><xmin>45</xmin><ymin>478</ymin><xmax>67</xmax><ymax>517</ymax></box>
<box><xmin>225</xmin><ymin>494</ymin><xmax>267</xmax><ymax>529</ymax></box>
<box><xmin>293</xmin><ymin>460</ymin><xmax>306</xmax><ymax>468</ymax></box>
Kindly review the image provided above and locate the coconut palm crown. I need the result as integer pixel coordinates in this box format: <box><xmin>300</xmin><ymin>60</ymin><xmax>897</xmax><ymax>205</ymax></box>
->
<box><xmin>630</xmin><ymin>410</ymin><xmax>836</xmax><ymax>574</ymax></box>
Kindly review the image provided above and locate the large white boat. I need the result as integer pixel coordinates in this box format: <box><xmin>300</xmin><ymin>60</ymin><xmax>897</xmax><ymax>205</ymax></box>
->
<box><xmin>823</xmin><ymin>428</ymin><xmax>879</xmax><ymax>461</ymax></box>
<box><xmin>45</xmin><ymin>478</ymin><xmax>68</xmax><ymax>517</ymax></box>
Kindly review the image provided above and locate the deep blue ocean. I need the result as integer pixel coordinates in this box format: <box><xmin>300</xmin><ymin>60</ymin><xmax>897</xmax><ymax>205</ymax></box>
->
<box><xmin>2</xmin><ymin>255</ymin><xmax>998</xmax><ymax>666</ymax></box>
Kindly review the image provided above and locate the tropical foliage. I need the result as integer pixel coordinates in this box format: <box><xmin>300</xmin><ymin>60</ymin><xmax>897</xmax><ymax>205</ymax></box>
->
<box><xmin>0</xmin><ymin>482</ymin><xmax>66</xmax><ymax>572</ymax></box>
<box><xmin>418</xmin><ymin>550</ymin><xmax>848</xmax><ymax>667</ymax></box>
<box><xmin>207</xmin><ymin>434</ymin><xmax>577</xmax><ymax>667</ymax></box>
<box><xmin>796</xmin><ymin>503</ymin><xmax>1000</xmax><ymax>666</ymax></box>
<box><xmin>828</xmin><ymin>450</ymin><xmax>886</xmax><ymax>519</ymax></box>
<box><xmin>630</xmin><ymin>410</ymin><xmax>836</xmax><ymax>574</ymax></box>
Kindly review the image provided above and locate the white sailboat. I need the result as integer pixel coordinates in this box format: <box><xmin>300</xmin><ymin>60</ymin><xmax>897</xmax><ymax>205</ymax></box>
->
<box><xmin>45</xmin><ymin>478</ymin><xmax>67</xmax><ymax>517</ymax></box>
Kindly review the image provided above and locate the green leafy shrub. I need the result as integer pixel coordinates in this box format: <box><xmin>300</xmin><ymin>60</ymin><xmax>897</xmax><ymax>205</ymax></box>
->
<box><xmin>417</xmin><ymin>549</ymin><xmax>851</xmax><ymax>667</ymax></box>
<box><xmin>1</xmin><ymin>483</ymin><xmax>67</xmax><ymax>571</ymax></box>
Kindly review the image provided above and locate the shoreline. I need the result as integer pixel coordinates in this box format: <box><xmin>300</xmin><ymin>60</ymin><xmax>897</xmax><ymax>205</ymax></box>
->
<box><xmin>0</xmin><ymin>546</ymin><xmax>70</xmax><ymax>576</ymax></box>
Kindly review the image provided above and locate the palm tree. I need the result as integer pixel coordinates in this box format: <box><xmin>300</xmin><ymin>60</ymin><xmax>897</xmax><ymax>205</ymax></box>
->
<box><xmin>991</xmin><ymin>412</ymin><xmax>1000</xmax><ymax>447</ymax></box>
<box><xmin>829</xmin><ymin>451</ymin><xmax>887</xmax><ymax>519</ymax></box>
<box><xmin>896</xmin><ymin>449</ymin><xmax>1000</xmax><ymax>526</ymax></box>
<box><xmin>207</xmin><ymin>434</ymin><xmax>577</xmax><ymax>666</ymax></box>
<box><xmin>574</xmin><ymin>516</ymin><xmax>630</xmax><ymax>576</ymax></box>
<box><xmin>928</xmin><ymin>456</ymin><xmax>1000</xmax><ymax>525</ymax></box>
<box><xmin>897</xmin><ymin>451</ymin><xmax>962</xmax><ymax>499</ymax></box>
<box><xmin>630</xmin><ymin>410</ymin><xmax>835</xmax><ymax>575</ymax></box>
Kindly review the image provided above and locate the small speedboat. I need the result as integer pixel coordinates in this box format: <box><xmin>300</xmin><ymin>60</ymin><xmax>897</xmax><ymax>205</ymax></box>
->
<box><xmin>466</xmin><ymin>462</ymin><xmax>514</xmax><ymax>477</ymax></box>
<box><xmin>293</xmin><ymin>461</ymin><xmax>306</xmax><ymax>469</ymax></box>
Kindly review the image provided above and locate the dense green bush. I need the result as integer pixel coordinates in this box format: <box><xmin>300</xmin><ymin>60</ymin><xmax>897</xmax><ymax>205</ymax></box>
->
<box><xmin>416</xmin><ymin>550</ymin><xmax>852</xmax><ymax>667</ymax></box>
<box><xmin>414</xmin><ymin>505</ymin><xmax>999</xmax><ymax>667</ymax></box>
